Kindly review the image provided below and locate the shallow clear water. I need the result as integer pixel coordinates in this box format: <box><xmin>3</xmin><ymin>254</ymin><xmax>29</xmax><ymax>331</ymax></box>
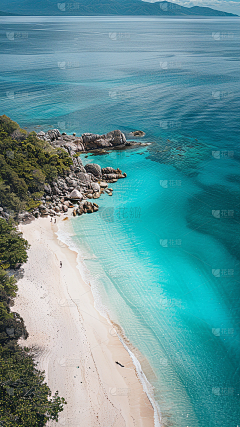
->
<box><xmin>0</xmin><ymin>16</ymin><xmax>240</xmax><ymax>427</ymax></box>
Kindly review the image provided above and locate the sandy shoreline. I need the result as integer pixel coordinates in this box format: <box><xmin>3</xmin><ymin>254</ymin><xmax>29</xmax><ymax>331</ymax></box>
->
<box><xmin>14</xmin><ymin>216</ymin><xmax>156</xmax><ymax>427</ymax></box>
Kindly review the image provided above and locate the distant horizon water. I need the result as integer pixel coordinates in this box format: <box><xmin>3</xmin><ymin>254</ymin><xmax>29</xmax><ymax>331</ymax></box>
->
<box><xmin>0</xmin><ymin>16</ymin><xmax>240</xmax><ymax>426</ymax></box>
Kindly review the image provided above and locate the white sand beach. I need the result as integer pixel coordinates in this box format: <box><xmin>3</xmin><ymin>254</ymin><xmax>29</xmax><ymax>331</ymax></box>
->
<box><xmin>14</xmin><ymin>216</ymin><xmax>155</xmax><ymax>427</ymax></box>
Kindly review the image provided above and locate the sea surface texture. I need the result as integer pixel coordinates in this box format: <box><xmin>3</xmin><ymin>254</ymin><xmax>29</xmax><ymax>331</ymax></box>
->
<box><xmin>0</xmin><ymin>16</ymin><xmax>240</xmax><ymax>427</ymax></box>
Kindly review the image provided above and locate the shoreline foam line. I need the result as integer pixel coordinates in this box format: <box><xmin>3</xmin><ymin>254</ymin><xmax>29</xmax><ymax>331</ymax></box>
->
<box><xmin>118</xmin><ymin>336</ymin><xmax>162</xmax><ymax>427</ymax></box>
<box><xmin>56</xmin><ymin>216</ymin><xmax>162</xmax><ymax>426</ymax></box>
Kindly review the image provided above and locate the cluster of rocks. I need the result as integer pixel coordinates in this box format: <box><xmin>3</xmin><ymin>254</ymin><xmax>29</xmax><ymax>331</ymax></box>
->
<box><xmin>73</xmin><ymin>200</ymin><xmax>99</xmax><ymax>216</ymax></box>
<box><xmin>36</xmin><ymin>128</ymin><xmax>137</xmax><ymax>154</ymax></box>
<box><xmin>1</xmin><ymin>128</ymin><xmax>130</xmax><ymax>224</ymax></box>
<box><xmin>18</xmin><ymin>158</ymin><xmax>126</xmax><ymax>220</ymax></box>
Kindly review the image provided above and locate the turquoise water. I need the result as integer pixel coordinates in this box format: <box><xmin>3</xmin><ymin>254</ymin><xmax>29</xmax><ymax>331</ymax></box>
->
<box><xmin>0</xmin><ymin>16</ymin><xmax>240</xmax><ymax>426</ymax></box>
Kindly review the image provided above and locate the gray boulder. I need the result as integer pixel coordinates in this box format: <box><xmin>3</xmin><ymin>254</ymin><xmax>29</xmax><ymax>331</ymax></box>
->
<box><xmin>18</xmin><ymin>211</ymin><xmax>34</xmax><ymax>222</ymax></box>
<box><xmin>101</xmin><ymin>167</ymin><xmax>115</xmax><ymax>174</ymax></box>
<box><xmin>81</xmin><ymin>130</ymin><xmax>127</xmax><ymax>150</ymax></box>
<box><xmin>91</xmin><ymin>182</ymin><xmax>100</xmax><ymax>193</ymax></box>
<box><xmin>85</xmin><ymin>163</ymin><xmax>102</xmax><ymax>178</ymax></box>
<box><xmin>82</xmin><ymin>133</ymin><xmax>100</xmax><ymax>144</ymax></box>
<box><xmin>11</xmin><ymin>129</ymin><xmax>27</xmax><ymax>142</ymax></box>
<box><xmin>57</xmin><ymin>178</ymin><xmax>68</xmax><ymax>191</ymax></box>
<box><xmin>95</xmin><ymin>139</ymin><xmax>112</xmax><ymax>148</ymax></box>
<box><xmin>37</xmin><ymin>129</ymin><xmax>61</xmax><ymax>142</ymax></box>
<box><xmin>37</xmin><ymin>131</ymin><xmax>47</xmax><ymax>140</ymax></box>
<box><xmin>44</xmin><ymin>183</ymin><xmax>52</xmax><ymax>194</ymax></box>
<box><xmin>77</xmin><ymin>172</ymin><xmax>92</xmax><ymax>186</ymax></box>
<box><xmin>99</xmin><ymin>181</ymin><xmax>108</xmax><ymax>188</ymax></box>
<box><xmin>105</xmin><ymin>129</ymin><xmax>127</xmax><ymax>146</ymax></box>
<box><xmin>46</xmin><ymin>129</ymin><xmax>61</xmax><ymax>141</ymax></box>
<box><xmin>69</xmin><ymin>189</ymin><xmax>83</xmax><ymax>200</ymax></box>
<box><xmin>52</xmin><ymin>184</ymin><xmax>60</xmax><ymax>195</ymax></box>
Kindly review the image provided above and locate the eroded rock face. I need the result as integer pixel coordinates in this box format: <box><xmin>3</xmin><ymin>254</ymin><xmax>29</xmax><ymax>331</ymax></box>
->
<box><xmin>85</xmin><ymin>163</ymin><xmax>102</xmax><ymax>178</ymax></box>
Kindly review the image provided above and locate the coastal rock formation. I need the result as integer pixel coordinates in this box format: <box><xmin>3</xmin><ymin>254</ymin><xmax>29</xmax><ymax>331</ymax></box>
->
<box><xmin>0</xmin><ymin>117</ymin><xmax>130</xmax><ymax>224</ymax></box>
<box><xmin>81</xmin><ymin>130</ymin><xmax>126</xmax><ymax>150</ymax></box>
<box><xmin>37</xmin><ymin>128</ymin><xmax>132</xmax><ymax>153</ymax></box>
<box><xmin>76</xmin><ymin>200</ymin><xmax>99</xmax><ymax>215</ymax></box>
<box><xmin>101</xmin><ymin>167</ymin><xmax>126</xmax><ymax>181</ymax></box>
<box><xmin>8</xmin><ymin>129</ymin><xmax>129</xmax><ymax>222</ymax></box>
<box><xmin>19</xmin><ymin>157</ymin><xmax>127</xmax><ymax>220</ymax></box>
<box><xmin>101</xmin><ymin>167</ymin><xmax>115</xmax><ymax>174</ymax></box>
<box><xmin>82</xmin><ymin>133</ymin><xmax>101</xmax><ymax>144</ymax></box>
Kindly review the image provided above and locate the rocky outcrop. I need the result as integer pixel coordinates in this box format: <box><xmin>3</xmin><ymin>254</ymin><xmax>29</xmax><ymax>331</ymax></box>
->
<box><xmin>6</xmin><ymin>128</ymin><xmax>129</xmax><ymax>222</ymax></box>
<box><xmin>37</xmin><ymin>128</ymin><xmax>133</xmax><ymax>153</ymax></box>
<box><xmin>106</xmin><ymin>129</ymin><xmax>127</xmax><ymax>146</ymax></box>
<box><xmin>81</xmin><ymin>129</ymin><xmax>127</xmax><ymax>150</ymax></box>
<box><xmin>101</xmin><ymin>167</ymin><xmax>127</xmax><ymax>181</ymax></box>
<box><xmin>82</xmin><ymin>133</ymin><xmax>100</xmax><ymax>144</ymax></box>
<box><xmin>76</xmin><ymin>201</ymin><xmax>99</xmax><ymax>215</ymax></box>
<box><xmin>1</xmin><ymin>126</ymin><xmax>131</xmax><ymax>224</ymax></box>
<box><xmin>20</xmin><ymin>155</ymin><xmax>126</xmax><ymax>219</ymax></box>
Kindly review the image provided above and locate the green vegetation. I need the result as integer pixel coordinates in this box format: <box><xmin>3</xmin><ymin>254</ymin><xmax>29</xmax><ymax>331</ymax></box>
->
<box><xmin>0</xmin><ymin>115</ymin><xmax>68</xmax><ymax>425</ymax></box>
<box><xmin>0</xmin><ymin>220</ymin><xmax>29</xmax><ymax>269</ymax></box>
<box><xmin>0</xmin><ymin>115</ymin><xmax>72</xmax><ymax>215</ymax></box>
<box><xmin>0</xmin><ymin>219</ymin><xmax>66</xmax><ymax>426</ymax></box>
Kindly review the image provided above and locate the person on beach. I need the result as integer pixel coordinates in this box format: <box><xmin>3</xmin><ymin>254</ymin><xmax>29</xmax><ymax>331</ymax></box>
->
<box><xmin>50</xmin><ymin>217</ymin><xmax>52</xmax><ymax>222</ymax></box>
<box><xmin>54</xmin><ymin>218</ymin><xmax>56</xmax><ymax>223</ymax></box>
<box><xmin>60</xmin><ymin>261</ymin><xmax>62</xmax><ymax>268</ymax></box>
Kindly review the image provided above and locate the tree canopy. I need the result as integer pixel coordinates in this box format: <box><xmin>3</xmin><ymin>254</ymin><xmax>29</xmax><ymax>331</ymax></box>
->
<box><xmin>0</xmin><ymin>115</ymin><xmax>72</xmax><ymax>214</ymax></box>
<box><xmin>0</xmin><ymin>220</ymin><xmax>66</xmax><ymax>426</ymax></box>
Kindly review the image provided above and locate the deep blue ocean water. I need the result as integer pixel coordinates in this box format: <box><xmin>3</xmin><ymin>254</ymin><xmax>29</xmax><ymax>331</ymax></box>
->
<box><xmin>0</xmin><ymin>16</ymin><xmax>240</xmax><ymax>427</ymax></box>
